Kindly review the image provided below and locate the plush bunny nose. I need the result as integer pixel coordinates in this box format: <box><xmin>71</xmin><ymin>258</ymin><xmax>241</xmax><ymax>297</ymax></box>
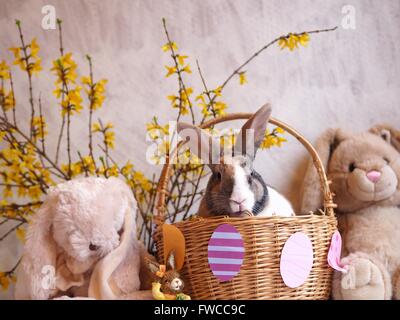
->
<box><xmin>366</xmin><ymin>170</ymin><xmax>381</xmax><ymax>183</ymax></box>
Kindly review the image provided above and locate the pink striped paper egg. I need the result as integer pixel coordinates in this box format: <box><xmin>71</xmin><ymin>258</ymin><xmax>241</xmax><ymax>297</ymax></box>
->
<box><xmin>208</xmin><ymin>224</ymin><xmax>244</xmax><ymax>282</ymax></box>
<box><xmin>280</xmin><ymin>232</ymin><xmax>313</xmax><ymax>288</ymax></box>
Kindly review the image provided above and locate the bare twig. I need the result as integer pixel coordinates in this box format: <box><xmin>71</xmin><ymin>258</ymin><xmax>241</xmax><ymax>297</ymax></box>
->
<box><xmin>86</xmin><ymin>54</ymin><xmax>98</xmax><ymax>174</ymax></box>
<box><xmin>0</xmin><ymin>117</ymin><xmax>68</xmax><ymax>179</ymax></box>
<box><xmin>0</xmin><ymin>221</ymin><xmax>25</xmax><ymax>241</ymax></box>
<box><xmin>206</xmin><ymin>26</ymin><xmax>338</xmax><ymax>108</ymax></box>
<box><xmin>162</xmin><ymin>18</ymin><xmax>196</xmax><ymax>124</ymax></box>
<box><xmin>55</xmin><ymin>19</ymin><xmax>66</xmax><ymax>165</ymax></box>
<box><xmin>9</xmin><ymin>71</ymin><xmax>17</xmax><ymax>126</ymax></box>
<box><xmin>15</xmin><ymin>20</ymin><xmax>35</xmax><ymax>139</ymax></box>
<box><xmin>37</xmin><ymin>93</ymin><xmax>46</xmax><ymax>167</ymax></box>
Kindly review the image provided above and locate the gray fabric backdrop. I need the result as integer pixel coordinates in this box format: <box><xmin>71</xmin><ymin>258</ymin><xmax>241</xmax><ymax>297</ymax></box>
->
<box><xmin>1</xmin><ymin>0</ymin><xmax>399</xmax><ymax>299</ymax></box>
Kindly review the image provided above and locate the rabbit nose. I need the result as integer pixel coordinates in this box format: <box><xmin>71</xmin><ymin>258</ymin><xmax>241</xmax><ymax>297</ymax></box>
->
<box><xmin>366</xmin><ymin>170</ymin><xmax>381</xmax><ymax>183</ymax></box>
<box><xmin>230</xmin><ymin>199</ymin><xmax>245</xmax><ymax>205</ymax></box>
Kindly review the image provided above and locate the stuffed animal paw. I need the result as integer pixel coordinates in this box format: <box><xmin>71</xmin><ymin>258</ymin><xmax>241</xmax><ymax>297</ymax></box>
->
<box><xmin>338</xmin><ymin>255</ymin><xmax>389</xmax><ymax>300</ymax></box>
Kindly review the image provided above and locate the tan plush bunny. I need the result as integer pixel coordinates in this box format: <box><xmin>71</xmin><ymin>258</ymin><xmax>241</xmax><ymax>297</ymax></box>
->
<box><xmin>15</xmin><ymin>177</ymin><xmax>153</xmax><ymax>300</ymax></box>
<box><xmin>300</xmin><ymin>127</ymin><xmax>400</xmax><ymax>300</ymax></box>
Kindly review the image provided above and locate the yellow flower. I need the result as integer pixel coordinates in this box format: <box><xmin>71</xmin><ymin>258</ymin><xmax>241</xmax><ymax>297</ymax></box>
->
<box><xmin>30</xmin><ymin>38</ymin><xmax>40</xmax><ymax>58</ymax></box>
<box><xmin>121</xmin><ymin>161</ymin><xmax>134</xmax><ymax>176</ymax></box>
<box><xmin>16</xmin><ymin>227</ymin><xmax>26</xmax><ymax>243</ymax></box>
<box><xmin>278</xmin><ymin>33</ymin><xmax>310</xmax><ymax>51</ymax></box>
<box><xmin>104</xmin><ymin>130</ymin><xmax>115</xmax><ymax>149</ymax></box>
<box><xmin>180</xmin><ymin>87</ymin><xmax>193</xmax><ymax>103</ymax></box>
<box><xmin>9</xmin><ymin>47</ymin><xmax>25</xmax><ymax>70</ymax></box>
<box><xmin>9</xmin><ymin>39</ymin><xmax>41</xmax><ymax>75</ymax></box>
<box><xmin>165</xmin><ymin>66</ymin><xmax>177</xmax><ymax>77</ymax></box>
<box><xmin>146</xmin><ymin>119</ymin><xmax>169</xmax><ymax>141</ymax></box>
<box><xmin>162</xmin><ymin>41</ymin><xmax>178</xmax><ymax>52</ymax></box>
<box><xmin>28</xmin><ymin>185</ymin><xmax>42</xmax><ymax>200</ymax></box>
<box><xmin>104</xmin><ymin>122</ymin><xmax>113</xmax><ymax>130</ymax></box>
<box><xmin>106</xmin><ymin>165</ymin><xmax>119</xmax><ymax>177</ymax></box>
<box><xmin>298</xmin><ymin>33</ymin><xmax>310</xmax><ymax>47</ymax></box>
<box><xmin>51</xmin><ymin>53</ymin><xmax>78</xmax><ymax>84</ymax></box>
<box><xmin>95</xmin><ymin>79</ymin><xmax>107</xmax><ymax>93</ymax></box>
<box><xmin>62</xmin><ymin>87</ymin><xmax>83</xmax><ymax>115</ymax></box>
<box><xmin>29</xmin><ymin>59</ymin><xmax>42</xmax><ymax>75</ymax></box>
<box><xmin>176</xmin><ymin>55</ymin><xmax>188</xmax><ymax>66</ymax></box>
<box><xmin>0</xmin><ymin>272</ymin><xmax>10</xmax><ymax>291</ymax></box>
<box><xmin>213</xmin><ymin>86</ymin><xmax>222</xmax><ymax>97</ymax></box>
<box><xmin>9</xmin><ymin>47</ymin><xmax>20</xmax><ymax>57</ymax></box>
<box><xmin>92</xmin><ymin>122</ymin><xmax>101</xmax><ymax>132</ymax></box>
<box><xmin>214</xmin><ymin>101</ymin><xmax>227</xmax><ymax>116</ymax></box>
<box><xmin>238</xmin><ymin>72</ymin><xmax>248</xmax><ymax>85</ymax></box>
<box><xmin>81</xmin><ymin>156</ymin><xmax>96</xmax><ymax>174</ymax></box>
<box><xmin>32</xmin><ymin>116</ymin><xmax>47</xmax><ymax>138</ymax></box>
<box><xmin>53</xmin><ymin>86</ymin><xmax>62</xmax><ymax>99</ymax></box>
<box><xmin>0</xmin><ymin>60</ymin><xmax>10</xmax><ymax>79</ymax></box>
<box><xmin>17</xmin><ymin>186</ymin><xmax>27</xmax><ymax>197</ymax></box>
<box><xmin>167</xmin><ymin>95</ymin><xmax>178</xmax><ymax>103</ymax></box>
<box><xmin>81</xmin><ymin>76</ymin><xmax>91</xmax><ymax>86</ymax></box>
<box><xmin>3</xmin><ymin>186</ymin><xmax>13</xmax><ymax>198</ymax></box>
<box><xmin>2</xmin><ymin>90</ymin><xmax>15</xmax><ymax>111</ymax></box>
<box><xmin>182</xmin><ymin>65</ymin><xmax>192</xmax><ymax>74</ymax></box>
<box><xmin>90</xmin><ymin>79</ymin><xmax>107</xmax><ymax>110</ymax></box>
<box><xmin>275</xmin><ymin>127</ymin><xmax>285</xmax><ymax>134</ymax></box>
<box><xmin>133</xmin><ymin>171</ymin><xmax>152</xmax><ymax>192</ymax></box>
<box><xmin>196</xmin><ymin>94</ymin><xmax>205</xmax><ymax>103</ymax></box>
<box><xmin>260</xmin><ymin>129</ymin><xmax>287</xmax><ymax>149</ymax></box>
<box><xmin>61</xmin><ymin>162</ymin><xmax>82</xmax><ymax>177</ymax></box>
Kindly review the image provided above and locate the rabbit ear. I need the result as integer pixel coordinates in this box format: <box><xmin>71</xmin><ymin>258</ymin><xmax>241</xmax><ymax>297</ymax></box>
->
<box><xmin>177</xmin><ymin>122</ymin><xmax>221</xmax><ymax>166</ymax></box>
<box><xmin>15</xmin><ymin>198</ymin><xmax>57</xmax><ymax>299</ymax></box>
<box><xmin>166</xmin><ymin>250</ymin><xmax>176</xmax><ymax>270</ymax></box>
<box><xmin>148</xmin><ymin>260</ymin><xmax>160</xmax><ymax>274</ymax></box>
<box><xmin>300</xmin><ymin>128</ymin><xmax>349</xmax><ymax>214</ymax></box>
<box><xmin>370</xmin><ymin>124</ymin><xmax>400</xmax><ymax>152</ymax></box>
<box><xmin>234</xmin><ymin>103</ymin><xmax>272</xmax><ymax>159</ymax></box>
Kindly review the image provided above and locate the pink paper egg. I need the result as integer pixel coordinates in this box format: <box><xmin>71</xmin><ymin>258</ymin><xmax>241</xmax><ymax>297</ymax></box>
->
<box><xmin>208</xmin><ymin>224</ymin><xmax>244</xmax><ymax>282</ymax></box>
<box><xmin>280</xmin><ymin>232</ymin><xmax>313</xmax><ymax>288</ymax></box>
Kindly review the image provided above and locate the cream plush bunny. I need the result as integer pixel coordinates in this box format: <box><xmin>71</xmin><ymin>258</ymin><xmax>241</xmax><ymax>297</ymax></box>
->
<box><xmin>15</xmin><ymin>177</ymin><xmax>153</xmax><ymax>300</ymax></box>
<box><xmin>300</xmin><ymin>126</ymin><xmax>400</xmax><ymax>300</ymax></box>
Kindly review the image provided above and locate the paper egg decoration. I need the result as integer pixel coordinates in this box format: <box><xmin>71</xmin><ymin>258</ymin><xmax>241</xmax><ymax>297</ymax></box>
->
<box><xmin>162</xmin><ymin>224</ymin><xmax>186</xmax><ymax>270</ymax></box>
<box><xmin>208</xmin><ymin>224</ymin><xmax>244</xmax><ymax>282</ymax></box>
<box><xmin>327</xmin><ymin>230</ymin><xmax>348</xmax><ymax>273</ymax></box>
<box><xmin>280</xmin><ymin>232</ymin><xmax>313</xmax><ymax>288</ymax></box>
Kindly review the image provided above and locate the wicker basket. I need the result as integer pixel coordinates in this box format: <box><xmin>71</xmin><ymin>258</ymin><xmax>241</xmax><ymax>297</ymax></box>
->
<box><xmin>153</xmin><ymin>112</ymin><xmax>337</xmax><ymax>300</ymax></box>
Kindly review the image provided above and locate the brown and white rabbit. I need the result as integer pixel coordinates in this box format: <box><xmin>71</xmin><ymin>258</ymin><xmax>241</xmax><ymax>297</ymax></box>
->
<box><xmin>177</xmin><ymin>104</ymin><xmax>294</xmax><ymax>217</ymax></box>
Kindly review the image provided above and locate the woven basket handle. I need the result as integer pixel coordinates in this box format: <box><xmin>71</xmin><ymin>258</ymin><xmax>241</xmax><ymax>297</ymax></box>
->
<box><xmin>154</xmin><ymin>113</ymin><xmax>336</xmax><ymax>225</ymax></box>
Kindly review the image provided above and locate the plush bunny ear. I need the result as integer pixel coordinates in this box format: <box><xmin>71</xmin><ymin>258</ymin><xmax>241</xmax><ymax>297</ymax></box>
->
<box><xmin>15</xmin><ymin>196</ymin><xmax>58</xmax><ymax>299</ymax></box>
<box><xmin>88</xmin><ymin>202</ymin><xmax>137</xmax><ymax>300</ymax></box>
<box><xmin>299</xmin><ymin>128</ymin><xmax>350</xmax><ymax>214</ymax></box>
<box><xmin>234</xmin><ymin>104</ymin><xmax>272</xmax><ymax>159</ymax></box>
<box><xmin>370</xmin><ymin>124</ymin><xmax>400</xmax><ymax>152</ymax></box>
<box><xmin>177</xmin><ymin>122</ymin><xmax>221</xmax><ymax>166</ymax></box>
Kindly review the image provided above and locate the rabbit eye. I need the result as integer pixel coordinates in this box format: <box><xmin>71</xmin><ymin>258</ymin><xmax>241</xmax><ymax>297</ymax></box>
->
<box><xmin>89</xmin><ymin>243</ymin><xmax>99</xmax><ymax>251</ymax></box>
<box><xmin>349</xmin><ymin>163</ymin><xmax>356</xmax><ymax>172</ymax></box>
